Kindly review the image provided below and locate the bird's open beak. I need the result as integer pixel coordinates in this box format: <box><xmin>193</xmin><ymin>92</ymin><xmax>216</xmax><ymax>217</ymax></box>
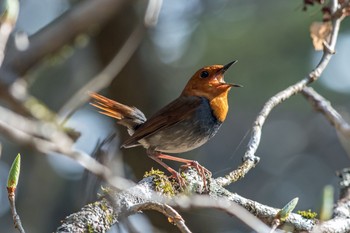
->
<box><xmin>222</xmin><ymin>60</ymin><xmax>238</xmax><ymax>73</ymax></box>
<box><xmin>219</xmin><ymin>60</ymin><xmax>243</xmax><ymax>88</ymax></box>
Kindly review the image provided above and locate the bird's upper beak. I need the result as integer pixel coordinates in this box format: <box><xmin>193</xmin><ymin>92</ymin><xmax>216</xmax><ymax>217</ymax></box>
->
<box><xmin>217</xmin><ymin>60</ymin><xmax>242</xmax><ymax>88</ymax></box>
<box><xmin>222</xmin><ymin>60</ymin><xmax>237</xmax><ymax>73</ymax></box>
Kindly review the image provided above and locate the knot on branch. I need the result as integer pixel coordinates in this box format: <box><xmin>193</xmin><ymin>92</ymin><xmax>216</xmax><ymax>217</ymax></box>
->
<box><xmin>309</xmin><ymin>70</ymin><xmax>320</xmax><ymax>82</ymax></box>
<box><xmin>337</xmin><ymin>168</ymin><xmax>350</xmax><ymax>200</ymax></box>
<box><xmin>337</xmin><ymin>168</ymin><xmax>350</xmax><ymax>189</ymax></box>
<box><xmin>243</xmin><ymin>153</ymin><xmax>260</xmax><ymax>165</ymax></box>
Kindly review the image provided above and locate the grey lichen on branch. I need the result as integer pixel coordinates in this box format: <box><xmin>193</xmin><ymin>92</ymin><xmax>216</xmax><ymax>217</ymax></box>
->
<box><xmin>56</xmin><ymin>198</ymin><xmax>116</xmax><ymax>233</ymax></box>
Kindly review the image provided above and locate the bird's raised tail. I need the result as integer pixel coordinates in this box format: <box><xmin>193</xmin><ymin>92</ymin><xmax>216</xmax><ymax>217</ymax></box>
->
<box><xmin>90</xmin><ymin>92</ymin><xmax>146</xmax><ymax>135</ymax></box>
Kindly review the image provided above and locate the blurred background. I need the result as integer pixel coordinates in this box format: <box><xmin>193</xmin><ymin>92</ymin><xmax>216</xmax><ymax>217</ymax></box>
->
<box><xmin>0</xmin><ymin>0</ymin><xmax>350</xmax><ymax>232</ymax></box>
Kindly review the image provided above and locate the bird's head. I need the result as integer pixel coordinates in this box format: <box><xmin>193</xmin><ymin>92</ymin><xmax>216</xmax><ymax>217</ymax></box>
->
<box><xmin>182</xmin><ymin>61</ymin><xmax>241</xmax><ymax>100</ymax></box>
<box><xmin>182</xmin><ymin>61</ymin><xmax>241</xmax><ymax>122</ymax></box>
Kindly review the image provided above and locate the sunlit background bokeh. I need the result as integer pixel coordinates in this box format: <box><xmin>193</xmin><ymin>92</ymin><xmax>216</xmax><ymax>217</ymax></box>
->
<box><xmin>0</xmin><ymin>0</ymin><xmax>350</xmax><ymax>232</ymax></box>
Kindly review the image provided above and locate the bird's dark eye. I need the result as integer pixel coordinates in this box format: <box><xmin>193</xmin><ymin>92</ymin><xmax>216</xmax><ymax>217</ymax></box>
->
<box><xmin>200</xmin><ymin>71</ymin><xmax>209</xmax><ymax>78</ymax></box>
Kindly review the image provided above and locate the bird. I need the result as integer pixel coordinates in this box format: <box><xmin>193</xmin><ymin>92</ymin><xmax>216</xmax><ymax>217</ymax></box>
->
<box><xmin>90</xmin><ymin>61</ymin><xmax>241</xmax><ymax>189</ymax></box>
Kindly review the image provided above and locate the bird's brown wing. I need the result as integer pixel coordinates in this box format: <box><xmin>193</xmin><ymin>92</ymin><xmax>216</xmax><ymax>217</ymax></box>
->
<box><xmin>121</xmin><ymin>96</ymin><xmax>202</xmax><ymax>148</ymax></box>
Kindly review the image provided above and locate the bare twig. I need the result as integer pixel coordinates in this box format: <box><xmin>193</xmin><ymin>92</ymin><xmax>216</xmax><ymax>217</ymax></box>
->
<box><xmin>7</xmin><ymin>154</ymin><xmax>25</xmax><ymax>233</ymax></box>
<box><xmin>269</xmin><ymin>219</ymin><xmax>280</xmax><ymax>233</ymax></box>
<box><xmin>301</xmin><ymin>87</ymin><xmax>350</xmax><ymax>137</ymax></box>
<box><xmin>216</xmin><ymin>0</ymin><xmax>343</xmax><ymax>187</ymax></box>
<box><xmin>144</xmin><ymin>0</ymin><xmax>163</xmax><ymax>27</ymax></box>
<box><xmin>8</xmin><ymin>192</ymin><xmax>25</xmax><ymax>233</ymax></box>
<box><xmin>170</xmin><ymin>195</ymin><xmax>272</xmax><ymax>233</ymax></box>
<box><xmin>132</xmin><ymin>201</ymin><xmax>191</xmax><ymax>233</ymax></box>
<box><xmin>58</xmin><ymin>25</ymin><xmax>145</xmax><ymax>123</ymax></box>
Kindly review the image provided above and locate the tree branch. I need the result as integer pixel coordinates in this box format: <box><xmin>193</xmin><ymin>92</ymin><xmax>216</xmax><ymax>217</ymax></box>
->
<box><xmin>58</xmin><ymin>24</ymin><xmax>145</xmax><ymax>123</ymax></box>
<box><xmin>56</xmin><ymin>170</ymin><xmax>318</xmax><ymax>232</ymax></box>
<box><xmin>301</xmin><ymin>86</ymin><xmax>350</xmax><ymax>138</ymax></box>
<box><xmin>131</xmin><ymin>201</ymin><xmax>191</xmax><ymax>233</ymax></box>
<box><xmin>0</xmin><ymin>0</ymin><xmax>128</xmax><ymax>80</ymax></box>
<box><xmin>0</xmin><ymin>104</ymin><xmax>137</xmax><ymax>191</ymax></box>
<box><xmin>216</xmin><ymin>0</ymin><xmax>343</xmax><ymax>187</ymax></box>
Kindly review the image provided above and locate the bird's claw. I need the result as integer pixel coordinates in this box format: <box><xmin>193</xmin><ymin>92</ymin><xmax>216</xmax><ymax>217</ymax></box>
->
<box><xmin>169</xmin><ymin>171</ymin><xmax>187</xmax><ymax>190</ymax></box>
<box><xmin>181</xmin><ymin>161</ymin><xmax>211</xmax><ymax>191</ymax></box>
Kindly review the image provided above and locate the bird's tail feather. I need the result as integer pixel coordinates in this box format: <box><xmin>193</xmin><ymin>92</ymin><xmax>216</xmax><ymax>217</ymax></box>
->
<box><xmin>90</xmin><ymin>92</ymin><xmax>146</xmax><ymax>133</ymax></box>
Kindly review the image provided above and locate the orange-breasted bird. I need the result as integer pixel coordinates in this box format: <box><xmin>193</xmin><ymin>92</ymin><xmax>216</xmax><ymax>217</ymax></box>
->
<box><xmin>90</xmin><ymin>61</ymin><xmax>241</xmax><ymax>188</ymax></box>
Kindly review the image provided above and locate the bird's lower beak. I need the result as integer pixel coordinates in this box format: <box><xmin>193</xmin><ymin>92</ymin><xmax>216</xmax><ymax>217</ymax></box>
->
<box><xmin>223</xmin><ymin>83</ymin><xmax>243</xmax><ymax>88</ymax></box>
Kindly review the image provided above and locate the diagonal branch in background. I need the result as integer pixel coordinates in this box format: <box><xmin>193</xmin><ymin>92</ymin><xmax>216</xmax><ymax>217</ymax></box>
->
<box><xmin>0</xmin><ymin>0</ymin><xmax>163</xmax><ymax>124</ymax></box>
<box><xmin>301</xmin><ymin>86</ymin><xmax>350</xmax><ymax>138</ymax></box>
<box><xmin>58</xmin><ymin>25</ymin><xmax>145</xmax><ymax>123</ymax></box>
<box><xmin>0</xmin><ymin>104</ymin><xmax>136</xmax><ymax>191</ymax></box>
<box><xmin>58</xmin><ymin>0</ymin><xmax>163</xmax><ymax>122</ymax></box>
<box><xmin>216</xmin><ymin>0</ymin><xmax>344</xmax><ymax>187</ymax></box>
<box><xmin>0</xmin><ymin>0</ymin><xmax>128</xmax><ymax>80</ymax></box>
<box><xmin>0</xmin><ymin>0</ymin><xmax>31</xmax><ymax>116</ymax></box>
<box><xmin>0</xmin><ymin>0</ymin><xmax>129</xmax><ymax>118</ymax></box>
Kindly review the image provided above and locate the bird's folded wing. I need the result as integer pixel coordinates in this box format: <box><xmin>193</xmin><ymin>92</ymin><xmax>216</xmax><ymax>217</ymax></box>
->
<box><xmin>121</xmin><ymin>96</ymin><xmax>202</xmax><ymax>148</ymax></box>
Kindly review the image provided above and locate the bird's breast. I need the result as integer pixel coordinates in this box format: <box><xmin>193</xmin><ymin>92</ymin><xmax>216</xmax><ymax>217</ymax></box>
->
<box><xmin>144</xmin><ymin>97</ymin><xmax>222</xmax><ymax>153</ymax></box>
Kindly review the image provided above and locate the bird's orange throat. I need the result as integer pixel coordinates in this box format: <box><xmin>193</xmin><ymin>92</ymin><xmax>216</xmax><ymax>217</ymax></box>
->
<box><xmin>209</xmin><ymin>91</ymin><xmax>230</xmax><ymax>122</ymax></box>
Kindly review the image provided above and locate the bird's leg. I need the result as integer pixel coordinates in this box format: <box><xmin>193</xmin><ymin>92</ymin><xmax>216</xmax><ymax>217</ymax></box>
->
<box><xmin>155</xmin><ymin>153</ymin><xmax>211</xmax><ymax>190</ymax></box>
<box><xmin>147</xmin><ymin>151</ymin><xmax>187</xmax><ymax>189</ymax></box>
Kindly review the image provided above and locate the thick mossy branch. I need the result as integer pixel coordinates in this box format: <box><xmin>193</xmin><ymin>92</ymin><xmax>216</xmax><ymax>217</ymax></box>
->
<box><xmin>56</xmin><ymin>169</ymin><xmax>317</xmax><ymax>232</ymax></box>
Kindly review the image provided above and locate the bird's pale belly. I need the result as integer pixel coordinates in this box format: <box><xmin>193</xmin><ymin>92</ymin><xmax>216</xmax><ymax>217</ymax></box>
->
<box><xmin>140</xmin><ymin>97</ymin><xmax>222</xmax><ymax>153</ymax></box>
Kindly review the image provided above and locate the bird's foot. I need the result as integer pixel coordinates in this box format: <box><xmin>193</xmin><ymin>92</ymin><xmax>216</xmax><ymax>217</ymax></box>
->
<box><xmin>181</xmin><ymin>161</ymin><xmax>211</xmax><ymax>191</ymax></box>
<box><xmin>169</xmin><ymin>170</ymin><xmax>187</xmax><ymax>190</ymax></box>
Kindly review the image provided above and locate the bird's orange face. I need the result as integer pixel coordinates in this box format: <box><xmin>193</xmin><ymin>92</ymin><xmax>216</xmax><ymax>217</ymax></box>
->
<box><xmin>182</xmin><ymin>61</ymin><xmax>241</xmax><ymax>122</ymax></box>
<box><xmin>182</xmin><ymin>61</ymin><xmax>240</xmax><ymax>100</ymax></box>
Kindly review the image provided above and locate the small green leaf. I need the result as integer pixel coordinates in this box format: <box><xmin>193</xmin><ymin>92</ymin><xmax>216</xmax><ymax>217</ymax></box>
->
<box><xmin>277</xmin><ymin>197</ymin><xmax>299</xmax><ymax>221</ymax></box>
<box><xmin>320</xmin><ymin>185</ymin><xmax>334</xmax><ymax>221</ymax></box>
<box><xmin>7</xmin><ymin>153</ymin><xmax>21</xmax><ymax>190</ymax></box>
